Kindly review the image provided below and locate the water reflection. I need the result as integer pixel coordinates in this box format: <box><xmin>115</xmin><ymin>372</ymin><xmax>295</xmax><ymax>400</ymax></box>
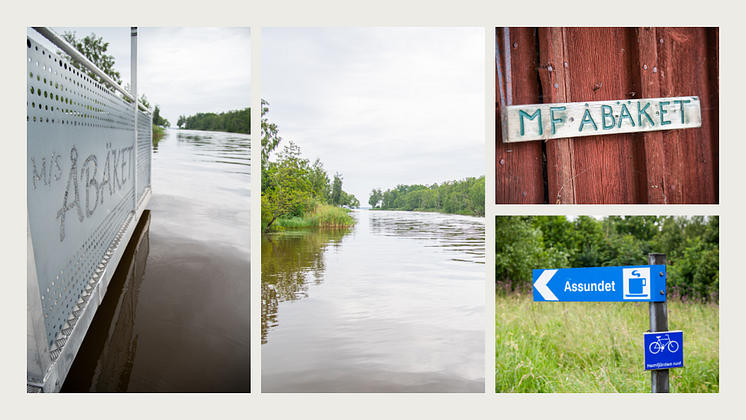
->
<box><xmin>62</xmin><ymin>211</ymin><xmax>151</xmax><ymax>392</ymax></box>
<box><xmin>62</xmin><ymin>129</ymin><xmax>250</xmax><ymax>392</ymax></box>
<box><xmin>262</xmin><ymin>210</ymin><xmax>484</xmax><ymax>392</ymax></box>
<box><xmin>261</xmin><ymin>227</ymin><xmax>353</xmax><ymax>344</ymax></box>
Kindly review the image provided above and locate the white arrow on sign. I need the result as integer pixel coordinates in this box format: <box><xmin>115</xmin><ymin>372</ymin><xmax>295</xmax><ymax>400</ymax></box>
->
<box><xmin>535</xmin><ymin>269</ymin><xmax>558</xmax><ymax>301</ymax></box>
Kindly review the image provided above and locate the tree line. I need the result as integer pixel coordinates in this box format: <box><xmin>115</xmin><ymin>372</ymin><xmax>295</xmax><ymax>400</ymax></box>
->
<box><xmin>261</xmin><ymin>100</ymin><xmax>357</xmax><ymax>231</ymax></box>
<box><xmin>177</xmin><ymin>108</ymin><xmax>250</xmax><ymax>134</ymax></box>
<box><xmin>369</xmin><ymin>176</ymin><xmax>485</xmax><ymax>216</ymax></box>
<box><xmin>495</xmin><ymin>216</ymin><xmax>719</xmax><ymax>302</ymax></box>
<box><xmin>57</xmin><ymin>31</ymin><xmax>168</xmax><ymax>136</ymax></box>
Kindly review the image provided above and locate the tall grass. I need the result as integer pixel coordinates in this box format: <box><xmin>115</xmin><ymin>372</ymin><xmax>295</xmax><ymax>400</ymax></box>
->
<box><xmin>274</xmin><ymin>203</ymin><xmax>355</xmax><ymax>229</ymax></box>
<box><xmin>152</xmin><ymin>124</ymin><xmax>165</xmax><ymax>139</ymax></box>
<box><xmin>495</xmin><ymin>290</ymin><xmax>719</xmax><ymax>393</ymax></box>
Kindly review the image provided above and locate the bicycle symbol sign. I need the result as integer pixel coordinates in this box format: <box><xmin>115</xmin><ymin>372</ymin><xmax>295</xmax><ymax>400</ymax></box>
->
<box><xmin>644</xmin><ymin>330</ymin><xmax>684</xmax><ymax>370</ymax></box>
<box><xmin>648</xmin><ymin>333</ymin><xmax>680</xmax><ymax>354</ymax></box>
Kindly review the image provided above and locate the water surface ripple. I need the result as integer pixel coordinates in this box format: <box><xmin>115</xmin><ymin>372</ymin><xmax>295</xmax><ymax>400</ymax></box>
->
<box><xmin>62</xmin><ymin>129</ymin><xmax>250</xmax><ymax>392</ymax></box>
<box><xmin>262</xmin><ymin>210</ymin><xmax>484</xmax><ymax>392</ymax></box>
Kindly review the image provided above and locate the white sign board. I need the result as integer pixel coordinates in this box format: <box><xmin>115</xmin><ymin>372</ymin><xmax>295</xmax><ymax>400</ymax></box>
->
<box><xmin>501</xmin><ymin>96</ymin><xmax>701</xmax><ymax>143</ymax></box>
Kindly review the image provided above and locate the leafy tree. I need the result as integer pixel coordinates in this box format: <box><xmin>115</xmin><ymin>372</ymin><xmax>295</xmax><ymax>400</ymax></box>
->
<box><xmin>495</xmin><ymin>215</ymin><xmax>719</xmax><ymax>301</ymax></box>
<box><xmin>179</xmin><ymin>108</ymin><xmax>250</xmax><ymax>134</ymax></box>
<box><xmin>369</xmin><ymin>188</ymin><xmax>383</xmax><ymax>208</ymax></box>
<box><xmin>137</xmin><ymin>92</ymin><xmax>150</xmax><ymax>109</ymax></box>
<box><xmin>606</xmin><ymin>216</ymin><xmax>660</xmax><ymax>243</ymax></box>
<box><xmin>571</xmin><ymin>216</ymin><xmax>607</xmax><ymax>267</ymax></box>
<box><xmin>495</xmin><ymin>216</ymin><xmax>569</xmax><ymax>290</ymax></box>
<box><xmin>331</xmin><ymin>172</ymin><xmax>343</xmax><ymax>206</ymax></box>
<box><xmin>152</xmin><ymin>104</ymin><xmax>163</xmax><ymax>126</ymax></box>
<box><xmin>372</xmin><ymin>176</ymin><xmax>485</xmax><ymax>216</ymax></box>
<box><xmin>308</xmin><ymin>158</ymin><xmax>331</xmax><ymax>203</ymax></box>
<box><xmin>530</xmin><ymin>216</ymin><xmax>577</xmax><ymax>254</ymax></box>
<box><xmin>261</xmin><ymin>141</ymin><xmax>312</xmax><ymax>232</ymax></box>
<box><xmin>261</xmin><ymin>100</ymin><xmax>282</xmax><ymax>171</ymax></box>
<box><xmin>59</xmin><ymin>31</ymin><xmax>121</xmax><ymax>89</ymax></box>
<box><xmin>121</xmin><ymin>84</ymin><xmax>150</xmax><ymax>110</ymax></box>
<box><xmin>177</xmin><ymin>115</ymin><xmax>186</xmax><ymax>129</ymax></box>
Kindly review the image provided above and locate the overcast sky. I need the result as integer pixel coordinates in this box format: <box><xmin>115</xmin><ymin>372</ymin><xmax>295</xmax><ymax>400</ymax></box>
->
<box><xmin>26</xmin><ymin>27</ymin><xmax>250</xmax><ymax>126</ymax></box>
<box><xmin>262</xmin><ymin>27</ymin><xmax>484</xmax><ymax>205</ymax></box>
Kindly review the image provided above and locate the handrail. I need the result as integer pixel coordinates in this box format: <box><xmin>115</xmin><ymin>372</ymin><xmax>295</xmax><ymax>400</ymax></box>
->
<box><xmin>32</xmin><ymin>27</ymin><xmax>151</xmax><ymax>113</ymax></box>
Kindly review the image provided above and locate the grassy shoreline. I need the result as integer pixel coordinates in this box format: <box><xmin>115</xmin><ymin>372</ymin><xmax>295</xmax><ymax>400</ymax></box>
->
<box><xmin>495</xmin><ymin>291</ymin><xmax>719</xmax><ymax>393</ymax></box>
<box><xmin>152</xmin><ymin>124</ymin><xmax>165</xmax><ymax>139</ymax></box>
<box><xmin>268</xmin><ymin>203</ymin><xmax>356</xmax><ymax>231</ymax></box>
<box><xmin>370</xmin><ymin>207</ymin><xmax>481</xmax><ymax>216</ymax></box>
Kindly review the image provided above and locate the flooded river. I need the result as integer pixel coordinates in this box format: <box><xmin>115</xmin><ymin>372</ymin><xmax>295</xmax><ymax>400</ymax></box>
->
<box><xmin>261</xmin><ymin>210</ymin><xmax>485</xmax><ymax>392</ymax></box>
<box><xmin>62</xmin><ymin>129</ymin><xmax>250</xmax><ymax>392</ymax></box>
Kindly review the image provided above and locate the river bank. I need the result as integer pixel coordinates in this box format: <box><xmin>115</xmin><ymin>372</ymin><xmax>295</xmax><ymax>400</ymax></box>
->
<box><xmin>262</xmin><ymin>209</ymin><xmax>485</xmax><ymax>392</ymax></box>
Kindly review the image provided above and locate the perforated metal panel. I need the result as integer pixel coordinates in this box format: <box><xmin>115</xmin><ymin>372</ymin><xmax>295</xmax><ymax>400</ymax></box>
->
<box><xmin>26</xmin><ymin>35</ymin><xmax>151</xmax><ymax>362</ymax></box>
<box><xmin>137</xmin><ymin>108</ymin><xmax>152</xmax><ymax>205</ymax></box>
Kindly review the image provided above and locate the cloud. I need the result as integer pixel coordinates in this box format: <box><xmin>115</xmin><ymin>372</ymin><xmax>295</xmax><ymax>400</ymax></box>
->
<box><xmin>139</xmin><ymin>27</ymin><xmax>251</xmax><ymax>124</ymax></box>
<box><xmin>262</xmin><ymin>27</ymin><xmax>484</xmax><ymax>203</ymax></box>
<box><xmin>29</xmin><ymin>27</ymin><xmax>251</xmax><ymax>126</ymax></box>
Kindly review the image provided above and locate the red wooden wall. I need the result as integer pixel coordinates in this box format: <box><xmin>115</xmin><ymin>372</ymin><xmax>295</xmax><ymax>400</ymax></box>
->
<box><xmin>495</xmin><ymin>27</ymin><xmax>719</xmax><ymax>204</ymax></box>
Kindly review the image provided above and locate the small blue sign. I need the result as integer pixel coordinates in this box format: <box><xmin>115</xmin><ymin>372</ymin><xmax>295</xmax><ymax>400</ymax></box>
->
<box><xmin>644</xmin><ymin>330</ymin><xmax>684</xmax><ymax>370</ymax></box>
<box><xmin>533</xmin><ymin>265</ymin><xmax>666</xmax><ymax>302</ymax></box>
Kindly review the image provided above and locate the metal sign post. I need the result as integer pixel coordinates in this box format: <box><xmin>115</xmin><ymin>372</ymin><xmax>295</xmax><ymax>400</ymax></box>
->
<box><xmin>533</xmin><ymin>253</ymin><xmax>680</xmax><ymax>393</ymax></box>
<box><xmin>648</xmin><ymin>253</ymin><xmax>669</xmax><ymax>393</ymax></box>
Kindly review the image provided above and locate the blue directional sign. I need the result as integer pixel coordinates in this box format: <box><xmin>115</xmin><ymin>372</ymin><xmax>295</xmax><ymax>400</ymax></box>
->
<box><xmin>533</xmin><ymin>265</ymin><xmax>666</xmax><ymax>302</ymax></box>
<box><xmin>644</xmin><ymin>330</ymin><xmax>683</xmax><ymax>370</ymax></box>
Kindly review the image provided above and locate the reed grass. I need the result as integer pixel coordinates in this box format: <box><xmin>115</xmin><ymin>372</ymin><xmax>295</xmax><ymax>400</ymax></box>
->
<box><xmin>495</xmin><ymin>290</ymin><xmax>719</xmax><ymax>393</ymax></box>
<box><xmin>274</xmin><ymin>203</ymin><xmax>355</xmax><ymax>229</ymax></box>
<box><xmin>152</xmin><ymin>124</ymin><xmax>165</xmax><ymax>139</ymax></box>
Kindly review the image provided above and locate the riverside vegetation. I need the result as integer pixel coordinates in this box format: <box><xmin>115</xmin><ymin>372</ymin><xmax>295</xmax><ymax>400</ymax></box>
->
<box><xmin>260</xmin><ymin>100</ymin><xmax>356</xmax><ymax>232</ymax></box>
<box><xmin>368</xmin><ymin>176</ymin><xmax>485</xmax><ymax>217</ymax></box>
<box><xmin>57</xmin><ymin>31</ymin><xmax>176</xmax><ymax>142</ymax></box>
<box><xmin>495</xmin><ymin>292</ymin><xmax>719</xmax><ymax>392</ymax></box>
<box><xmin>495</xmin><ymin>216</ymin><xmax>719</xmax><ymax>393</ymax></box>
<box><xmin>176</xmin><ymin>108</ymin><xmax>250</xmax><ymax>134</ymax></box>
<box><xmin>56</xmin><ymin>31</ymin><xmax>252</xmax><ymax>141</ymax></box>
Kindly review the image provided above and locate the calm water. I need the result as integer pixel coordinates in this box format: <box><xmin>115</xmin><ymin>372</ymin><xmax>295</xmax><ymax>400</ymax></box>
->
<box><xmin>62</xmin><ymin>129</ymin><xmax>250</xmax><ymax>392</ymax></box>
<box><xmin>261</xmin><ymin>210</ymin><xmax>485</xmax><ymax>392</ymax></box>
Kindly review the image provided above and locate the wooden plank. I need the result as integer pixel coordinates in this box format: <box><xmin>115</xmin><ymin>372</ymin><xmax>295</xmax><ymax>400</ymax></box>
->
<box><xmin>496</xmin><ymin>27</ymin><xmax>717</xmax><ymax>204</ymax></box>
<box><xmin>502</xmin><ymin>96</ymin><xmax>701</xmax><ymax>142</ymax></box>
<box><xmin>538</xmin><ymin>27</ymin><xmax>576</xmax><ymax>204</ymax></box>
<box><xmin>638</xmin><ymin>27</ymin><xmax>668</xmax><ymax>204</ymax></box>
<box><xmin>656</xmin><ymin>27</ymin><xmax>719</xmax><ymax>204</ymax></box>
<box><xmin>560</xmin><ymin>27</ymin><xmax>643</xmax><ymax>204</ymax></box>
<box><xmin>495</xmin><ymin>27</ymin><xmax>545</xmax><ymax>204</ymax></box>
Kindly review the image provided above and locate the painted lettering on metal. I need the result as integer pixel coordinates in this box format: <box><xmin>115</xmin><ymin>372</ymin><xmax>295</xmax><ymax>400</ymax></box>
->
<box><xmin>501</xmin><ymin>96</ymin><xmax>701</xmax><ymax>142</ymax></box>
<box><xmin>31</xmin><ymin>144</ymin><xmax>134</xmax><ymax>241</ymax></box>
